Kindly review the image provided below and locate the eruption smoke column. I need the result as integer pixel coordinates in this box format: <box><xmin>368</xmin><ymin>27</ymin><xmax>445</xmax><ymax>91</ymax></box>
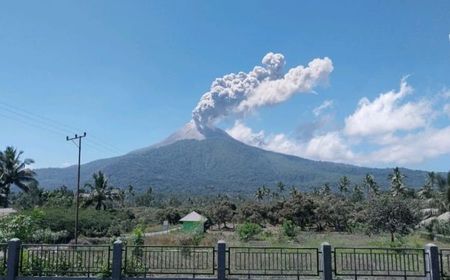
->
<box><xmin>192</xmin><ymin>52</ymin><xmax>333</xmax><ymax>129</ymax></box>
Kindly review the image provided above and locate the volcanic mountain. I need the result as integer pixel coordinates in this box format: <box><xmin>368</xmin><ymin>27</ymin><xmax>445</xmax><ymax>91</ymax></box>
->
<box><xmin>35</xmin><ymin>121</ymin><xmax>427</xmax><ymax>194</ymax></box>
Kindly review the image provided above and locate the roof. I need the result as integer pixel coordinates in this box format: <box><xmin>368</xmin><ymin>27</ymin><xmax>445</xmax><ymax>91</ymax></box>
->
<box><xmin>180</xmin><ymin>211</ymin><xmax>207</xmax><ymax>222</ymax></box>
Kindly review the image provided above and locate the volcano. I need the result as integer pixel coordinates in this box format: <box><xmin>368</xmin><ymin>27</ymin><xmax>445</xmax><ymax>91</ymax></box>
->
<box><xmin>35</xmin><ymin>122</ymin><xmax>427</xmax><ymax>194</ymax></box>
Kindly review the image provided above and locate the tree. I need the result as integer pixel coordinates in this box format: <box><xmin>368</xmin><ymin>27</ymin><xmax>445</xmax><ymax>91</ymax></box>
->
<box><xmin>338</xmin><ymin>176</ymin><xmax>351</xmax><ymax>194</ymax></box>
<box><xmin>437</xmin><ymin>171</ymin><xmax>450</xmax><ymax>193</ymax></box>
<box><xmin>276</xmin><ymin>181</ymin><xmax>285</xmax><ymax>195</ymax></box>
<box><xmin>362</xmin><ymin>174</ymin><xmax>379</xmax><ymax>199</ymax></box>
<box><xmin>389</xmin><ymin>167</ymin><xmax>407</xmax><ymax>197</ymax></box>
<box><xmin>320</xmin><ymin>183</ymin><xmax>331</xmax><ymax>196</ymax></box>
<box><xmin>209</xmin><ymin>200</ymin><xmax>236</xmax><ymax>229</ymax></box>
<box><xmin>278</xmin><ymin>191</ymin><xmax>316</xmax><ymax>229</ymax></box>
<box><xmin>83</xmin><ymin>171</ymin><xmax>120</xmax><ymax>210</ymax></box>
<box><xmin>418</xmin><ymin>173</ymin><xmax>437</xmax><ymax>199</ymax></box>
<box><xmin>255</xmin><ymin>187</ymin><xmax>264</xmax><ymax>201</ymax></box>
<box><xmin>367</xmin><ymin>195</ymin><xmax>419</xmax><ymax>242</ymax></box>
<box><xmin>351</xmin><ymin>184</ymin><xmax>364</xmax><ymax>202</ymax></box>
<box><xmin>426</xmin><ymin>172</ymin><xmax>437</xmax><ymax>191</ymax></box>
<box><xmin>135</xmin><ymin>186</ymin><xmax>154</xmax><ymax>207</ymax></box>
<box><xmin>0</xmin><ymin>146</ymin><xmax>37</xmax><ymax>207</ymax></box>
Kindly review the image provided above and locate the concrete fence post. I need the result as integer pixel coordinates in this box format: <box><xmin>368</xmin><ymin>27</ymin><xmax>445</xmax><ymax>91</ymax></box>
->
<box><xmin>112</xmin><ymin>240</ymin><xmax>123</xmax><ymax>280</ymax></box>
<box><xmin>6</xmin><ymin>238</ymin><xmax>21</xmax><ymax>280</ymax></box>
<box><xmin>425</xmin><ymin>243</ymin><xmax>440</xmax><ymax>280</ymax></box>
<box><xmin>320</xmin><ymin>242</ymin><xmax>332</xmax><ymax>280</ymax></box>
<box><xmin>217</xmin><ymin>240</ymin><xmax>226</xmax><ymax>280</ymax></box>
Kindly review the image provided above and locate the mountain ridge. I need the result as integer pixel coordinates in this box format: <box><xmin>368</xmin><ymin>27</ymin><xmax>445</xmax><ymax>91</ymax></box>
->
<box><xmin>35</xmin><ymin>122</ymin><xmax>429</xmax><ymax>194</ymax></box>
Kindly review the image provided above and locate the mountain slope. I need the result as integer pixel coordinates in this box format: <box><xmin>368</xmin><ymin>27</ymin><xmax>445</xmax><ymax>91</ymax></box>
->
<box><xmin>35</xmin><ymin>123</ymin><xmax>428</xmax><ymax>194</ymax></box>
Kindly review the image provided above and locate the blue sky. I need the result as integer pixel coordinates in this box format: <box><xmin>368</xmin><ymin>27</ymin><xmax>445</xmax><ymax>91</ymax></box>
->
<box><xmin>0</xmin><ymin>1</ymin><xmax>449</xmax><ymax>171</ymax></box>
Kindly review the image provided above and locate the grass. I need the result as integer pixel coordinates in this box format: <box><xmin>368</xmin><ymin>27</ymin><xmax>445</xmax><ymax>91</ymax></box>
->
<box><xmin>143</xmin><ymin>224</ymin><xmax>450</xmax><ymax>249</ymax></box>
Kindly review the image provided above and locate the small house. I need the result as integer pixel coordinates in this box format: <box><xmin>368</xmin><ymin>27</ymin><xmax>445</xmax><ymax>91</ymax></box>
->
<box><xmin>179</xmin><ymin>211</ymin><xmax>207</xmax><ymax>233</ymax></box>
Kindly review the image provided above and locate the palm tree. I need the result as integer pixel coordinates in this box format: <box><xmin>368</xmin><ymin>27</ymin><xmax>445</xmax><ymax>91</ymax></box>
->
<box><xmin>389</xmin><ymin>167</ymin><xmax>406</xmax><ymax>197</ymax></box>
<box><xmin>0</xmin><ymin>146</ymin><xmax>37</xmax><ymax>207</ymax></box>
<box><xmin>83</xmin><ymin>171</ymin><xmax>119</xmax><ymax>210</ymax></box>
<box><xmin>255</xmin><ymin>187</ymin><xmax>264</xmax><ymax>201</ymax></box>
<box><xmin>338</xmin><ymin>176</ymin><xmax>351</xmax><ymax>194</ymax></box>
<box><xmin>276</xmin><ymin>181</ymin><xmax>285</xmax><ymax>194</ymax></box>
<box><xmin>426</xmin><ymin>172</ymin><xmax>437</xmax><ymax>190</ymax></box>
<box><xmin>363</xmin><ymin>174</ymin><xmax>379</xmax><ymax>199</ymax></box>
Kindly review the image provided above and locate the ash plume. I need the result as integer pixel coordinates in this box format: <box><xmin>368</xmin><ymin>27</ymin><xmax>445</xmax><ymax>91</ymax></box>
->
<box><xmin>192</xmin><ymin>52</ymin><xmax>333</xmax><ymax>128</ymax></box>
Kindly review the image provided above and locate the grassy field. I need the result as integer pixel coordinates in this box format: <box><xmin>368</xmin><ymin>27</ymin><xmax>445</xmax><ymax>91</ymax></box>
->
<box><xmin>144</xmin><ymin>226</ymin><xmax>450</xmax><ymax>249</ymax></box>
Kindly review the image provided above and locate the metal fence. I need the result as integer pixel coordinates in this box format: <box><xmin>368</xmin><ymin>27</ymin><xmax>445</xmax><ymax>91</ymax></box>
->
<box><xmin>1</xmin><ymin>239</ymin><xmax>448</xmax><ymax>280</ymax></box>
<box><xmin>441</xmin><ymin>249</ymin><xmax>450</xmax><ymax>278</ymax></box>
<box><xmin>227</xmin><ymin>247</ymin><xmax>320</xmax><ymax>277</ymax></box>
<box><xmin>0</xmin><ymin>243</ymin><xmax>7</xmax><ymax>276</ymax></box>
<box><xmin>334</xmin><ymin>247</ymin><xmax>427</xmax><ymax>278</ymax></box>
<box><xmin>123</xmin><ymin>245</ymin><xmax>215</xmax><ymax>277</ymax></box>
<box><xmin>19</xmin><ymin>244</ymin><xmax>112</xmax><ymax>277</ymax></box>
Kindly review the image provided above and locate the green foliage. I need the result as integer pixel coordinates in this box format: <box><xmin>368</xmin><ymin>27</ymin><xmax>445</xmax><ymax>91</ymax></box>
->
<box><xmin>208</xmin><ymin>199</ymin><xmax>236</xmax><ymax>228</ymax></box>
<box><xmin>236</xmin><ymin>222</ymin><xmax>262</xmax><ymax>241</ymax></box>
<box><xmin>134</xmin><ymin>186</ymin><xmax>154</xmax><ymax>207</ymax></box>
<box><xmin>0</xmin><ymin>214</ymin><xmax>35</xmax><ymax>242</ymax></box>
<box><xmin>0</xmin><ymin>146</ymin><xmax>37</xmax><ymax>207</ymax></box>
<box><xmin>83</xmin><ymin>171</ymin><xmax>122</xmax><ymax>210</ymax></box>
<box><xmin>31</xmin><ymin>228</ymin><xmax>71</xmax><ymax>244</ymax></box>
<box><xmin>282</xmin><ymin>220</ymin><xmax>296</xmax><ymax>238</ymax></box>
<box><xmin>367</xmin><ymin>195</ymin><xmax>419</xmax><ymax>242</ymax></box>
<box><xmin>24</xmin><ymin>207</ymin><xmax>136</xmax><ymax>239</ymax></box>
<box><xmin>155</xmin><ymin>208</ymin><xmax>182</xmax><ymax>224</ymax></box>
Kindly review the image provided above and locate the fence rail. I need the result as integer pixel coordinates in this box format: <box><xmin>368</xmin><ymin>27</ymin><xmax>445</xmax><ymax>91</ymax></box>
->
<box><xmin>441</xmin><ymin>249</ymin><xmax>450</xmax><ymax>277</ymax></box>
<box><xmin>19</xmin><ymin>244</ymin><xmax>112</xmax><ymax>277</ymax></box>
<box><xmin>0</xmin><ymin>239</ymin><xmax>447</xmax><ymax>280</ymax></box>
<box><xmin>123</xmin><ymin>245</ymin><xmax>215</xmax><ymax>277</ymax></box>
<box><xmin>227</xmin><ymin>247</ymin><xmax>319</xmax><ymax>277</ymax></box>
<box><xmin>334</xmin><ymin>247</ymin><xmax>427</xmax><ymax>277</ymax></box>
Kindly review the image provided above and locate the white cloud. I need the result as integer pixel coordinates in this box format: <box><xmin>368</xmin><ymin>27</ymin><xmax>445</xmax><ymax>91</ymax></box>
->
<box><xmin>313</xmin><ymin>100</ymin><xmax>334</xmax><ymax>116</ymax></box>
<box><xmin>226</xmin><ymin>121</ymin><xmax>266</xmax><ymax>147</ymax></box>
<box><xmin>361</xmin><ymin>127</ymin><xmax>450</xmax><ymax>164</ymax></box>
<box><xmin>344</xmin><ymin>79</ymin><xmax>432</xmax><ymax>137</ymax></box>
<box><xmin>226</xmin><ymin>79</ymin><xmax>450</xmax><ymax>167</ymax></box>
<box><xmin>227</xmin><ymin>121</ymin><xmax>354</xmax><ymax>163</ymax></box>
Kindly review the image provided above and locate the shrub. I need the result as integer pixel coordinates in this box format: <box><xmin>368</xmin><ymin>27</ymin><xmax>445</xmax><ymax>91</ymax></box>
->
<box><xmin>31</xmin><ymin>229</ymin><xmax>71</xmax><ymax>244</ymax></box>
<box><xmin>236</xmin><ymin>222</ymin><xmax>262</xmax><ymax>241</ymax></box>
<box><xmin>0</xmin><ymin>214</ymin><xmax>35</xmax><ymax>242</ymax></box>
<box><xmin>282</xmin><ymin>220</ymin><xmax>297</xmax><ymax>238</ymax></box>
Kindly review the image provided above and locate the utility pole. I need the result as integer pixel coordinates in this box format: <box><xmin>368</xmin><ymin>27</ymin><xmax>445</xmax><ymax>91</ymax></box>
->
<box><xmin>66</xmin><ymin>132</ymin><xmax>86</xmax><ymax>245</ymax></box>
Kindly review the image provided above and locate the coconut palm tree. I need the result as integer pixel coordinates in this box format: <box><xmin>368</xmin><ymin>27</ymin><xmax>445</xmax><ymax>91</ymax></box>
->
<box><xmin>83</xmin><ymin>171</ymin><xmax>119</xmax><ymax>210</ymax></box>
<box><xmin>389</xmin><ymin>167</ymin><xmax>406</xmax><ymax>197</ymax></box>
<box><xmin>0</xmin><ymin>146</ymin><xmax>37</xmax><ymax>207</ymax></box>
<box><xmin>338</xmin><ymin>176</ymin><xmax>351</xmax><ymax>194</ymax></box>
<box><xmin>255</xmin><ymin>187</ymin><xmax>264</xmax><ymax>201</ymax></box>
<box><xmin>363</xmin><ymin>174</ymin><xmax>379</xmax><ymax>199</ymax></box>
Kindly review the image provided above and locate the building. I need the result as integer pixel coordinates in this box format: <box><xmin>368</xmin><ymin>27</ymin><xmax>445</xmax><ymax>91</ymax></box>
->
<box><xmin>179</xmin><ymin>211</ymin><xmax>207</xmax><ymax>233</ymax></box>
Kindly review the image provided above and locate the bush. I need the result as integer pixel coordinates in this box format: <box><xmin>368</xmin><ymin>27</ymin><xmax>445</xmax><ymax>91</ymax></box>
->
<box><xmin>31</xmin><ymin>229</ymin><xmax>71</xmax><ymax>244</ymax></box>
<box><xmin>24</xmin><ymin>207</ymin><xmax>137</xmax><ymax>240</ymax></box>
<box><xmin>0</xmin><ymin>214</ymin><xmax>35</xmax><ymax>242</ymax></box>
<box><xmin>236</xmin><ymin>222</ymin><xmax>262</xmax><ymax>241</ymax></box>
<box><xmin>282</xmin><ymin>220</ymin><xmax>296</xmax><ymax>238</ymax></box>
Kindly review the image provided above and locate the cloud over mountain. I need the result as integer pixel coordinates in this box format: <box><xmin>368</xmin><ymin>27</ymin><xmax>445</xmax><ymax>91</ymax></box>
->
<box><xmin>227</xmin><ymin>79</ymin><xmax>450</xmax><ymax>167</ymax></box>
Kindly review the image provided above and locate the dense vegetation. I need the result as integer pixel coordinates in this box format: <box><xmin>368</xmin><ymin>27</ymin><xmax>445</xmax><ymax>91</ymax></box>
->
<box><xmin>2</xmin><ymin>146</ymin><xmax>450</xmax><ymax>247</ymax></box>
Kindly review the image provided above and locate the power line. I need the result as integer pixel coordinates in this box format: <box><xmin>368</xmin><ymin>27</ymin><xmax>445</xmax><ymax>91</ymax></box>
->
<box><xmin>0</xmin><ymin>101</ymin><xmax>124</xmax><ymax>155</ymax></box>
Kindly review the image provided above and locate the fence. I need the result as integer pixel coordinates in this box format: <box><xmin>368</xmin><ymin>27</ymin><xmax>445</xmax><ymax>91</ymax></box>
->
<box><xmin>0</xmin><ymin>238</ymin><xmax>447</xmax><ymax>280</ymax></box>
